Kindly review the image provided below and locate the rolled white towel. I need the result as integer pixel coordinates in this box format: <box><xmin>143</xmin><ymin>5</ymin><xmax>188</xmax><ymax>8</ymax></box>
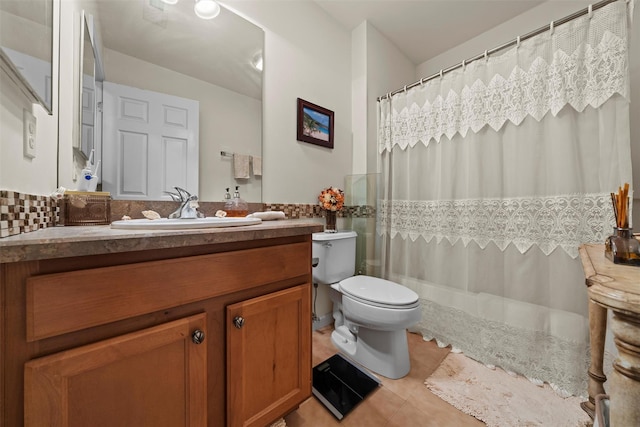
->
<box><xmin>247</xmin><ymin>211</ymin><xmax>286</xmax><ymax>221</ymax></box>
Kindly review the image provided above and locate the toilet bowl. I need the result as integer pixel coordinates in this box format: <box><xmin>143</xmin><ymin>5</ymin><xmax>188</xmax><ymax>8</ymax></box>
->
<box><xmin>312</xmin><ymin>231</ymin><xmax>421</xmax><ymax>379</ymax></box>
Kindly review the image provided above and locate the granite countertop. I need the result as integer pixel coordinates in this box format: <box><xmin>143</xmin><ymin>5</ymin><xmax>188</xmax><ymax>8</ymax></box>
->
<box><xmin>0</xmin><ymin>220</ymin><xmax>324</xmax><ymax>263</ymax></box>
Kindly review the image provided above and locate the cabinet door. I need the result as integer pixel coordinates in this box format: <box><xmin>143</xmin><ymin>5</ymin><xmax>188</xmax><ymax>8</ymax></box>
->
<box><xmin>25</xmin><ymin>313</ymin><xmax>207</xmax><ymax>427</ymax></box>
<box><xmin>227</xmin><ymin>284</ymin><xmax>311</xmax><ymax>427</ymax></box>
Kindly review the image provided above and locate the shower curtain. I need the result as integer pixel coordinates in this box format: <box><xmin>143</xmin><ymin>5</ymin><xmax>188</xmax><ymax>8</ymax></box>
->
<box><xmin>377</xmin><ymin>1</ymin><xmax>633</xmax><ymax>396</ymax></box>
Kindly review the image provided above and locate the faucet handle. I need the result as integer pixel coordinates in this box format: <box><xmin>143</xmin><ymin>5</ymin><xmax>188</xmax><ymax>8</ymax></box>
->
<box><xmin>174</xmin><ymin>187</ymin><xmax>193</xmax><ymax>200</ymax></box>
<box><xmin>165</xmin><ymin>187</ymin><xmax>196</xmax><ymax>202</ymax></box>
<box><xmin>165</xmin><ymin>190</ymin><xmax>182</xmax><ymax>202</ymax></box>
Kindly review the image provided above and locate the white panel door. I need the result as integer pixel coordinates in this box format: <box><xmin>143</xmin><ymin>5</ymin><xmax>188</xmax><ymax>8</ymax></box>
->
<box><xmin>102</xmin><ymin>82</ymin><xmax>199</xmax><ymax>200</ymax></box>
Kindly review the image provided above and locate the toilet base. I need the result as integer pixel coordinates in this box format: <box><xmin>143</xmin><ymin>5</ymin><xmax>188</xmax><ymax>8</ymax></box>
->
<box><xmin>331</xmin><ymin>325</ymin><xmax>411</xmax><ymax>379</ymax></box>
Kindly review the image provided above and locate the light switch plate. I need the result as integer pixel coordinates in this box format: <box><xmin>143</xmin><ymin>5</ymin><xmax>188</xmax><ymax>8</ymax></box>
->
<box><xmin>23</xmin><ymin>109</ymin><xmax>37</xmax><ymax>158</ymax></box>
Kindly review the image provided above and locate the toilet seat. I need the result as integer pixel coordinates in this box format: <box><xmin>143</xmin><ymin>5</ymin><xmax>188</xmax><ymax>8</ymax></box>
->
<box><xmin>339</xmin><ymin>276</ymin><xmax>419</xmax><ymax>310</ymax></box>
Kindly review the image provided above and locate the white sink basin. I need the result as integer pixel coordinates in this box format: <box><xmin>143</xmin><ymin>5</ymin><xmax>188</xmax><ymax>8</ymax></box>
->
<box><xmin>110</xmin><ymin>217</ymin><xmax>262</xmax><ymax>230</ymax></box>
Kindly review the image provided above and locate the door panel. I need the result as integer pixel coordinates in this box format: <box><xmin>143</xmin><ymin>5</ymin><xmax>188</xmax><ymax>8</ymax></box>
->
<box><xmin>25</xmin><ymin>314</ymin><xmax>207</xmax><ymax>427</ymax></box>
<box><xmin>227</xmin><ymin>284</ymin><xmax>312</xmax><ymax>427</ymax></box>
<box><xmin>120</xmin><ymin>130</ymin><xmax>149</xmax><ymax>195</ymax></box>
<box><xmin>103</xmin><ymin>82</ymin><xmax>199</xmax><ymax>200</ymax></box>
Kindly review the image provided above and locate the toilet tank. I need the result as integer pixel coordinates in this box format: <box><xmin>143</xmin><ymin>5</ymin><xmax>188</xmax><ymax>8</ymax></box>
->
<box><xmin>312</xmin><ymin>231</ymin><xmax>357</xmax><ymax>285</ymax></box>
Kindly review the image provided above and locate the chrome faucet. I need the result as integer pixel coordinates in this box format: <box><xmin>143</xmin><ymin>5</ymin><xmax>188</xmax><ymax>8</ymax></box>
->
<box><xmin>166</xmin><ymin>187</ymin><xmax>204</xmax><ymax>219</ymax></box>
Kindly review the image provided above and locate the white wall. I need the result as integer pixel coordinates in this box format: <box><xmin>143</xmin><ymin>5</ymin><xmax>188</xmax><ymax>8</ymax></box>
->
<box><xmin>417</xmin><ymin>1</ymin><xmax>591</xmax><ymax>78</ymax></box>
<box><xmin>364</xmin><ymin>22</ymin><xmax>416</xmax><ymax>174</ymax></box>
<box><xmin>352</xmin><ymin>23</ymin><xmax>367</xmax><ymax>176</ymax></box>
<box><xmin>350</xmin><ymin>21</ymin><xmax>416</xmax><ymax>176</ymax></box>
<box><xmin>0</xmin><ymin>1</ymin><xmax>59</xmax><ymax>195</ymax></box>
<box><xmin>223</xmin><ymin>1</ymin><xmax>353</xmax><ymax>204</ymax></box>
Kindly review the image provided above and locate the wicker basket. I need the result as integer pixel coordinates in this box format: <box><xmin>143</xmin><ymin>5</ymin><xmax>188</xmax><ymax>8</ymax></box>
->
<box><xmin>62</xmin><ymin>191</ymin><xmax>111</xmax><ymax>226</ymax></box>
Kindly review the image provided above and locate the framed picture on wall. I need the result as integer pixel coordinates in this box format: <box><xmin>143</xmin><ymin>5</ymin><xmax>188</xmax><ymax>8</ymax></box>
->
<box><xmin>297</xmin><ymin>98</ymin><xmax>334</xmax><ymax>149</ymax></box>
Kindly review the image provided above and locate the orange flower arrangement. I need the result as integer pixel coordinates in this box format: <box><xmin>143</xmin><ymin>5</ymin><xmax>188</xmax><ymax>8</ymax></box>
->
<box><xmin>318</xmin><ymin>186</ymin><xmax>344</xmax><ymax>211</ymax></box>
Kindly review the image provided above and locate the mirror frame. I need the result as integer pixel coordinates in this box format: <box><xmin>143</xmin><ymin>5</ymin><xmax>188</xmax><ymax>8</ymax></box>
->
<box><xmin>0</xmin><ymin>0</ymin><xmax>54</xmax><ymax>114</ymax></box>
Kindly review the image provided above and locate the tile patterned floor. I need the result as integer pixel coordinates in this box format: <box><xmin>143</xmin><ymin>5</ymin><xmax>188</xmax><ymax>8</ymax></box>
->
<box><xmin>285</xmin><ymin>327</ymin><xmax>486</xmax><ymax>427</ymax></box>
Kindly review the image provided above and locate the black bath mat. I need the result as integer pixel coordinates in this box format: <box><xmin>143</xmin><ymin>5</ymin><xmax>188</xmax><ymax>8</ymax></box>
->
<box><xmin>312</xmin><ymin>353</ymin><xmax>381</xmax><ymax>420</ymax></box>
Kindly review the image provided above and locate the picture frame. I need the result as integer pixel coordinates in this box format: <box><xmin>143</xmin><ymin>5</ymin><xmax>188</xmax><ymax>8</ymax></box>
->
<box><xmin>297</xmin><ymin>98</ymin><xmax>334</xmax><ymax>149</ymax></box>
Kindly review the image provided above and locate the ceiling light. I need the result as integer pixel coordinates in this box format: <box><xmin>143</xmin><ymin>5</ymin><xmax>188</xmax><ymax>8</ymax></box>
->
<box><xmin>160</xmin><ymin>0</ymin><xmax>179</xmax><ymax>4</ymax></box>
<box><xmin>194</xmin><ymin>0</ymin><xmax>220</xmax><ymax>20</ymax></box>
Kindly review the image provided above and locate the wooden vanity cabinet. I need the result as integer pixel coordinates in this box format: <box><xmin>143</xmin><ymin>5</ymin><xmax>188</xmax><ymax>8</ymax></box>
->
<box><xmin>227</xmin><ymin>284</ymin><xmax>311</xmax><ymax>427</ymax></box>
<box><xmin>0</xmin><ymin>235</ymin><xmax>313</xmax><ymax>427</ymax></box>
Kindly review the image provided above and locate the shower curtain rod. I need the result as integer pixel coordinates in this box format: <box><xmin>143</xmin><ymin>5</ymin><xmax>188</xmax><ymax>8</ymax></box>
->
<box><xmin>377</xmin><ymin>0</ymin><xmax>619</xmax><ymax>102</ymax></box>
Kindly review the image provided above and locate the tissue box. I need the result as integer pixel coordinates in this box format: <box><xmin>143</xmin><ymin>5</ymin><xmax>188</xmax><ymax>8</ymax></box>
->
<box><xmin>61</xmin><ymin>191</ymin><xmax>111</xmax><ymax>226</ymax></box>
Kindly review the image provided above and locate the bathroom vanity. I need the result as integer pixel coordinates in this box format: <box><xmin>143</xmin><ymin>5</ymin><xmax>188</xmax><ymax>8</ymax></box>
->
<box><xmin>0</xmin><ymin>220</ymin><xmax>322</xmax><ymax>426</ymax></box>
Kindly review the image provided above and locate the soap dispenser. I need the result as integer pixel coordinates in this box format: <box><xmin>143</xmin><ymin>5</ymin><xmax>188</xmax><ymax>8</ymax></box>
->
<box><xmin>78</xmin><ymin>149</ymin><xmax>98</xmax><ymax>192</ymax></box>
<box><xmin>223</xmin><ymin>188</ymin><xmax>233</xmax><ymax>214</ymax></box>
<box><xmin>226</xmin><ymin>186</ymin><xmax>249</xmax><ymax>217</ymax></box>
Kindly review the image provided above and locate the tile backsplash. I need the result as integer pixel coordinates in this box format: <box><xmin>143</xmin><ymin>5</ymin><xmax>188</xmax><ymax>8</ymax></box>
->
<box><xmin>0</xmin><ymin>190</ymin><xmax>375</xmax><ymax>239</ymax></box>
<box><xmin>0</xmin><ymin>191</ymin><xmax>58</xmax><ymax>238</ymax></box>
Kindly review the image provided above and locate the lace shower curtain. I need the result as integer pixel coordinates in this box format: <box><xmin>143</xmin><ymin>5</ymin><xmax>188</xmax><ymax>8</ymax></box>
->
<box><xmin>377</xmin><ymin>1</ymin><xmax>633</xmax><ymax>396</ymax></box>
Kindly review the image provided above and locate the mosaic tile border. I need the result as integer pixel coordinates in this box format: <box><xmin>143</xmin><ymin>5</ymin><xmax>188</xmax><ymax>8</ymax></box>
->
<box><xmin>0</xmin><ymin>190</ymin><xmax>58</xmax><ymax>238</ymax></box>
<box><xmin>262</xmin><ymin>203</ymin><xmax>376</xmax><ymax>219</ymax></box>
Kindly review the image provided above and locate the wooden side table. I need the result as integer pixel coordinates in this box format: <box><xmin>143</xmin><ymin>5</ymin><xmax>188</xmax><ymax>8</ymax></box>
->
<box><xmin>579</xmin><ymin>244</ymin><xmax>640</xmax><ymax>426</ymax></box>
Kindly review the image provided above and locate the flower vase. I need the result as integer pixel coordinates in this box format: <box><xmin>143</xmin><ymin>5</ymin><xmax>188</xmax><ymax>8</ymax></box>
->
<box><xmin>324</xmin><ymin>210</ymin><xmax>337</xmax><ymax>233</ymax></box>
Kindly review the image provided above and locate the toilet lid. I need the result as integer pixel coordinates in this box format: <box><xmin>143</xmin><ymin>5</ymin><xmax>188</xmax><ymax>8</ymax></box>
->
<box><xmin>339</xmin><ymin>276</ymin><xmax>419</xmax><ymax>307</ymax></box>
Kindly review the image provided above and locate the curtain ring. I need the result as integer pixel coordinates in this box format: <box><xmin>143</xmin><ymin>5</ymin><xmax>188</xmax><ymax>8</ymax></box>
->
<box><xmin>461</xmin><ymin>59</ymin><xmax>466</xmax><ymax>70</ymax></box>
<box><xmin>550</xmin><ymin>20</ymin><xmax>554</xmax><ymax>34</ymax></box>
<box><xmin>484</xmin><ymin>50</ymin><xmax>488</xmax><ymax>61</ymax></box>
<box><xmin>420</xmin><ymin>78</ymin><xmax>425</xmax><ymax>86</ymax></box>
<box><xmin>588</xmin><ymin>4</ymin><xmax>593</xmax><ymax>18</ymax></box>
<box><xmin>439</xmin><ymin>69</ymin><xmax>443</xmax><ymax>79</ymax></box>
<box><xmin>404</xmin><ymin>85</ymin><xmax>407</xmax><ymax>93</ymax></box>
<box><xmin>516</xmin><ymin>36</ymin><xmax>521</xmax><ymax>49</ymax></box>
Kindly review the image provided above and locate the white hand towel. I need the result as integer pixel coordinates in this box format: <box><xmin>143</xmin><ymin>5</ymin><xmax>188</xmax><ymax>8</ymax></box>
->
<box><xmin>252</xmin><ymin>156</ymin><xmax>262</xmax><ymax>176</ymax></box>
<box><xmin>233</xmin><ymin>154</ymin><xmax>251</xmax><ymax>179</ymax></box>
<box><xmin>247</xmin><ymin>211</ymin><xmax>286</xmax><ymax>220</ymax></box>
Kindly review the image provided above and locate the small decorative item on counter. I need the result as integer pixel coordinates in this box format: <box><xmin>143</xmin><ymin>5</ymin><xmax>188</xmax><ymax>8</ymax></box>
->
<box><xmin>318</xmin><ymin>186</ymin><xmax>344</xmax><ymax>233</ymax></box>
<box><xmin>224</xmin><ymin>186</ymin><xmax>249</xmax><ymax>217</ymax></box>
<box><xmin>605</xmin><ymin>183</ymin><xmax>640</xmax><ymax>265</ymax></box>
<box><xmin>61</xmin><ymin>191</ymin><xmax>111</xmax><ymax>226</ymax></box>
<box><xmin>142</xmin><ymin>210</ymin><xmax>161</xmax><ymax>220</ymax></box>
<box><xmin>215</xmin><ymin>210</ymin><xmax>227</xmax><ymax>218</ymax></box>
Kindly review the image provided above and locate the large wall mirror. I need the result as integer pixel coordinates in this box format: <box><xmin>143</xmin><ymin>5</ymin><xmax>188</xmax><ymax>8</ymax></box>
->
<box><xmin>79</xmin><ymin>0</ymin><xmax>263</xmax><ymax>202</ymax></box>
<box><xmin>0</xmin><ymin>0</ymin><xmax>53</xmax><ymax>114</ymax></box>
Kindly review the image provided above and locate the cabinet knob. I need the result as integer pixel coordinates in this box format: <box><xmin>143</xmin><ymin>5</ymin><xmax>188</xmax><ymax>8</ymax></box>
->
<box><xmin>191</xmin><ymin>329</ymin><xmax>205</xmax><ymax>344</ymax></box>
<box><xmin>233</xmin><ymin>316</ymin><xmax>245</xmax><ymax>329</ymax></box>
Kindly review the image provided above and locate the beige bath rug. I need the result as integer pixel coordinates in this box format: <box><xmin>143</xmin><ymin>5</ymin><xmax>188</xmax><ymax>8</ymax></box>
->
<box><xmin>425</xmin><ymin>353</ymin><xmax>591</xmax><ymax>427</ymax></box>
<box><xmin>269</xmin><ymin>418</ymin><xmax>286</xmax><ymax>427</ymax></box>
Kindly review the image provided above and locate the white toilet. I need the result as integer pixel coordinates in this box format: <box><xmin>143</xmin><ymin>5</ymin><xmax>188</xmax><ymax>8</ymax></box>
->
<box><xmin>312</xmin><ymin>231</ymin><xmax>421</xmax><ymax>379</ymax></box>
